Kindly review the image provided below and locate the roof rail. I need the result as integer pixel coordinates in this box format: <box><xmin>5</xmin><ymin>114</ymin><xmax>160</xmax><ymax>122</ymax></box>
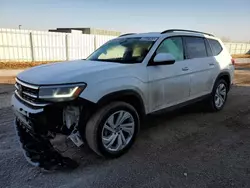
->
<box><xmin>161</xmin><ymin>29</ymin><xmax>214</xmax><ymax>37</ymax></box>
<box><xmin>119</xmin><ymin>33</ymin><xmax>137</xmax><ymax>37</ymax></box>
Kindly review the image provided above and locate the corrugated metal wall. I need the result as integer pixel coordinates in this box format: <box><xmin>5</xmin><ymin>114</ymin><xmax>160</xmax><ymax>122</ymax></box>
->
<box><xmin>224</xmin><ymin>43</ymin><xmax>250</xmax><ymax>55</ymax></box>
<box><xmin>0</xmin><ymin>28</ymin><xmax>116</xmax><ymax>62</ymax></box>
<box><xmin>95</xmin><ymin>35</ymin><xmax>116</xmax><ymax>49</ymax></box>
<box><xmin>32</xmin><ymin>31</ymin><xmax>67</xmax><ymax>61</ymax></box>
<box><xmin>0</xmin><ymin>28</ymin><xmax>249</xmax><ymax>62</ymax></box>
<box><xmin>67</xmin><ymin>33</ymin><xmax>95</xmax><ymax>60</ymax></box>
<box><xmin>0</xmin><ymin>29</ymin><xmax>32</xmax><ymax>62</ymax></box>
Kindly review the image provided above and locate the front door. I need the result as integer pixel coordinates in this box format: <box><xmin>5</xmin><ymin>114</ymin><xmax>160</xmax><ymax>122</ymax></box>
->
<box><xmin>147</xmin><ymin>37</ymin><xmax>191</xmax><ymax>112</ymax></box>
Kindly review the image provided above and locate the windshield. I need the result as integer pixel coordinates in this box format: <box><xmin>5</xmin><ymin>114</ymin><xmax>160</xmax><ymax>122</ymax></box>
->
<box><xmin>86</xmin><ymin>37</ymin><xmax>158</xmax><ymax>64</ymax></box>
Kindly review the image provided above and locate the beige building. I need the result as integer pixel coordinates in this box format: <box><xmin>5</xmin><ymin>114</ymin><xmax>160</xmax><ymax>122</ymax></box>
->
<box><xmin>49</xmin><ymin>27</ymin><xmax>121</xmax><ymax>36</ymax></box>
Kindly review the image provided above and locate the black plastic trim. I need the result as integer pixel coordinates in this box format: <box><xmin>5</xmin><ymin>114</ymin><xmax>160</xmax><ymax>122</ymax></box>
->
<box><xmin>97</xmin><ymin>90</ymin><xmax>146</xmax><ymax>116</ymax></box>
<box><xmin>204</xmin><ymin>38</ymin><xmax>213</xmax><ymax>57</ymax></box>
<box><xmin>151</xmin><ymin>94</ymin><xmax>210</xmax><ymax>115</ymax></box>
<box><xmin>119</xmin><ymin>33</ymin><xmax>137</xmax><ymax>37</ymax></box>
<box><xmin>215</xmin><ymin>72</ymin><xmax>231</xmax><ymax>90</ymax></box>
<box><xmin>161</xmin><ymin>29</ymin><xmax>214</xmax><ymax>36</ymax></box>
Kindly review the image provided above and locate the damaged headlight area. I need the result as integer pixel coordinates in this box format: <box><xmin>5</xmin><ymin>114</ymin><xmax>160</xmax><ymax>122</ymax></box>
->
<box><xmin>14</xmin><ymin>103</ymin><xmax>85</xmax><ymax>170</ymax></box>
<box><xmin>63</xmin><ymin>105</ymin><xmax>84</xmax><ymax>147</ymax></box>
<box><xmin>12</xmin><ymin>90</ymin><xmax>93</xmax><ymax>170</ymax></box>
<box><xmin>39</xmin><ymin>83</ymin><xmax>86</xmax><ymax>102</ymax></box>
<box><xmin>12</xmin><ymin>80</ymin><xmax>94</xmax><ymax>170</ymax></box>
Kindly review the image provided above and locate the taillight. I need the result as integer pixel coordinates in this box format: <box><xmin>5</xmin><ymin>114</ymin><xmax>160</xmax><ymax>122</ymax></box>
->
<box><xmin>231</xmin><ymin>58</ymin><xmax>235</xmax><ymax>66</ymax></box>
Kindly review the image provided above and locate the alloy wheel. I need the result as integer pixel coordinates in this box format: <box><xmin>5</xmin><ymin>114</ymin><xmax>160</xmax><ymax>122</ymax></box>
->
<box><xmin>214</xmin><ymin>83</ymin><xmax>227</xmax><ymax>109</ymax></box>
<box><xmin>101</xmin><ymin>110</ymin><xmax>135</xmax><ymax>152</ymax></box>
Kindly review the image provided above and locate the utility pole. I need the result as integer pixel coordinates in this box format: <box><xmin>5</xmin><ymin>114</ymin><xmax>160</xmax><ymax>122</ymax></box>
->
<box><xmin>18</xmin><ymin>25</ymin><xmax>22</xmax><ymax>30</ymax></box>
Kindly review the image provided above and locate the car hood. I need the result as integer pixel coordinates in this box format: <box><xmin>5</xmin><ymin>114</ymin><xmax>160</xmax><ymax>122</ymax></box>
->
<box><xmin>17</xmin><ymin>60</ymin><xmax>128</xmax><ymax>85</ymax></box>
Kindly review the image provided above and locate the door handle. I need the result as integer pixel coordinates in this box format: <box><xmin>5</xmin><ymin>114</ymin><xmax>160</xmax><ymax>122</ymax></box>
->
<box><xmin>182</xmin><ymin>67</ymin><xmax>189</xmax><ymax>71</ymax></box>
<box><xmin>209</xmin><ymin>63</ymin><xmax>215</xmax><ymax>66</ymax></box>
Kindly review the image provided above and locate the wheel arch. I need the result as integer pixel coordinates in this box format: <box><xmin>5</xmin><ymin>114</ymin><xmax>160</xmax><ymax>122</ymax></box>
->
<box><xmin>214</xmin><ymin>71</ymin><xmax>231</xmax><ymax>91</ymax></box>
<box><xmin>77</xmin><ymin>90</ymin><xmax>146</xmax><ymax>143</ymax></box>
<box><xmin>97</xmin><ymin>90</ymin><xmax>146</xmax><ymax>118</ymax></box>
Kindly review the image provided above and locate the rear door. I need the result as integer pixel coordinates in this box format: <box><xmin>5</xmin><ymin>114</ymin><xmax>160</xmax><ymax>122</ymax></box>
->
<box><xmin>183</xmin><ymin>36</ymin><xmax>215</xmax><ymax>99</ymax></box>
<box><xmin>207</xmin><ymin>38</ymin><xmax>226</xmax><ymax>84</ymax></box>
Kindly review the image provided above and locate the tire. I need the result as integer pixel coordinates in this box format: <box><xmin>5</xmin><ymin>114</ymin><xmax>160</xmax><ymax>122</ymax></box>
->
<box><xmin>207</xmin><ymin>79</ymin><xmax>228</xmax><ymax>112</ymax></box>
<box><xmin>85</xmin><ymin>101</ymin><xmax>140</xmax><ymax>158</ymax></box>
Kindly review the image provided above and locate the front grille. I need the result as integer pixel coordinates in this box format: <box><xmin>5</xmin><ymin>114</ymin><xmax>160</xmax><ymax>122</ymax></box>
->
<box><xmin>22</xmin><ymin>86</ymin><xmax>37</xmax><ymax>95</ymax></box>
<box><xmin>15</xmin><ymin>79</ymin><xmax>48</xmax><ymax>107</ymax></box>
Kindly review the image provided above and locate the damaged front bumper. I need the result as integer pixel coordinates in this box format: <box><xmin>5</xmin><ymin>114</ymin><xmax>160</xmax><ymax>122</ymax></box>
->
<box><xmin>12</xmin><ymin>94</ymin><xmax>81</xmax><ymax>170</ymax></box>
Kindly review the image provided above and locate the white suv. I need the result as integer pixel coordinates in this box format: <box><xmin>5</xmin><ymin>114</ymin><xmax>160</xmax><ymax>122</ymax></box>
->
<box><xmin>12</xmin><ymin>29</ymin><xmax>234</xmax><ymax>170</ymax></box>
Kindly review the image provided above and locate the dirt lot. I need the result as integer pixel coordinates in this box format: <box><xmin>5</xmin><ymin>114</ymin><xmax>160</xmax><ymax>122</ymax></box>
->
<box><xmin>1</xmin><ymin>69</ymin><xmax>250</xmax><ymax>188</ymax></box>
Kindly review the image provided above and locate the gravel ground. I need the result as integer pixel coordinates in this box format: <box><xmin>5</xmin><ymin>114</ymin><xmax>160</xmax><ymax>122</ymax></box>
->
<box><xmin>1</xmin><ymin>70</ymin><xmax>250</xmax><ymax>188</ymax></box>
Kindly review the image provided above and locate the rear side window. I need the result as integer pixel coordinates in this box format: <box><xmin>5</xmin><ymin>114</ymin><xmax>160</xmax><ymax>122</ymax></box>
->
<box><xmin>184</xmin><ymin>37</ymin><xmax>207</xmax><ymax>59</ymax></box>
<box><xmin>208</xmin><ymin>39</ymin><xmax>223</xmax><ymax>55</ymax></box>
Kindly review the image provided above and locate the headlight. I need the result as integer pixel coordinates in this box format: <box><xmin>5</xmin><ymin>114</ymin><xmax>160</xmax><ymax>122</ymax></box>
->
<box><xmin>39</xmin><ymin>84</ymin><xmax>86</xmax><ymax>102</ymax></box>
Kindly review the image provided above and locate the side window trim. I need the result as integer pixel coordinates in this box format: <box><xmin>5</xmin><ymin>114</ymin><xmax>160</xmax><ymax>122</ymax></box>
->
<box><xmin>182</xmin><ymin>36</ymin><xmax>189</xmax><ymax>59</ymax></box>
<box><xmin>202</xmin><ymin>38</ymin><xmax>208</xmax><ymax>57</ymax></box>
<box><xmin>181</xmin><ymin>36</ymin><xmax>187</xmax><ymax>59</ymax></box>
<box><xmin>204</xmin><ymin>38</ymin><xmax>213</xmax><ymax>57</ymax></box>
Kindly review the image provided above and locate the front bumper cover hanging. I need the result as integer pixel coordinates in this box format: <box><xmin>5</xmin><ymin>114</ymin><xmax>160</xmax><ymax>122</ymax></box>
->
<box><xmin>15</xmin><ymin>119</ymin><xmax>79</xmax><ymax>171</ymax></box>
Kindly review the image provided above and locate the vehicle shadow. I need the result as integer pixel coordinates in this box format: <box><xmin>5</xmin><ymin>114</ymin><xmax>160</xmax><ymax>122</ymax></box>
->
<box><xmin>65</xmin><ymin>85</ymin><xmax>249</xmax><ymax>173</ymax></box>
<box><xmin>59</xmin><ymin>100</ymin><xmax>208</xmax><ymax>172</ymax></box>
<box><xmin>141</xmin><ymin>101</ymin><xmax>206</xmax><ymax>131</ymax></box>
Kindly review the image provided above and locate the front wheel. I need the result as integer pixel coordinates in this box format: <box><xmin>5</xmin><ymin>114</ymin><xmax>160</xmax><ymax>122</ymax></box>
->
<box><xmin>208</xmin><ymin>79</ymin><xmax>228</xmax><ymax>111</ymax></box>
<box><xmin>85</xmin><ymin>102</ymin><xmax>140</xmax><ymax>158</ymax></box>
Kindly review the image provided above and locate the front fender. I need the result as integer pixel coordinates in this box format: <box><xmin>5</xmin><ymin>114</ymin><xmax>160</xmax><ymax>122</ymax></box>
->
<box><xmin>79</xmin><ymin>77</ymin><xmax>148</xmax><ymax>112</ymax></box>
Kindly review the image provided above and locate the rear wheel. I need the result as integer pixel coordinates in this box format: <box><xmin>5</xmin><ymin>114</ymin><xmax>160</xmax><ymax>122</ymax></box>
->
<box><xmin>85</xmin><ymin>102</ymin><xmax>140</xmax><ymax>158</ymax></box>
<box><xmin>208</xmin><ymin>79</ymin><xmax>228</xmax><ymax>111</ymax></box>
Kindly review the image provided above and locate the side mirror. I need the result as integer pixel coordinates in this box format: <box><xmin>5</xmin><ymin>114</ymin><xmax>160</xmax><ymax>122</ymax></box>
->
<box><xmin>151</xmin><ymin>53</ymin><xmax>175</xmax><ymax>66</ymax></box>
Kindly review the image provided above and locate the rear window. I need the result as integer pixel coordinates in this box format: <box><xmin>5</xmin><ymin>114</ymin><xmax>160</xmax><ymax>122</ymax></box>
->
<box><xmin>184</xmin><ymin>37</ymin><xmax>207</xmax><ymax>59</ymax></box>
<box><xmin>208</xmin><ymin>39</ymin><xmax>223</xmax><ymax>55</ymax></box>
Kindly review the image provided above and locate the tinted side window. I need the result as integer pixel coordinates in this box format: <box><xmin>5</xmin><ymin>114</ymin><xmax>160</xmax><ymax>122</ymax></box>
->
<box><xmin>184</xmin><ymin>37</ymin><xmax>207</xmax><ymax>59</ymax></box>
<box><xmin>208</xmin><ymin>39</ymin><xmax>223</xmax><ymax>55</ymax></box>
<box><xmin>156</xmin><ymin>37</ymin><xmax>184</xmax><ymax>61</ymax></box>
<box><xmin>205</xmin><ymin>39</ymin><xmax>213</xmax><ymax>56</ymax></box>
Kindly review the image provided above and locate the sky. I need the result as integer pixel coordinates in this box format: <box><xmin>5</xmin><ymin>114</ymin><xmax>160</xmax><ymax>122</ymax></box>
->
<box><xmin>0</xmin><ymin>0</ymin><xmax>250</xmax><ymax>42</ymax></box>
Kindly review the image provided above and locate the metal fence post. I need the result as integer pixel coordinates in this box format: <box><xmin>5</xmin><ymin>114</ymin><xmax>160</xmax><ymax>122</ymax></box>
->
<box><xmin>94</xmin><ymin>35</ymin><xmax>97</xmax><ymax>50</ymax></box>
<box><xmin>29</xmin><ymin>32</ymin><xmax>35</xmax><ymax>61</ymax></box>
<box><xmin>65</xmin><ymin>34</ymin><xmax>69</xmax><ymax>60</ymax></box>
